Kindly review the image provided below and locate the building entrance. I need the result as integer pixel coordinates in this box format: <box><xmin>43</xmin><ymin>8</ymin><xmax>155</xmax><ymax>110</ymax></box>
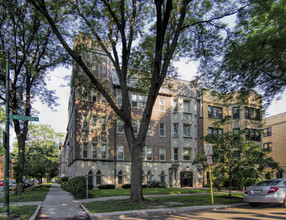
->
<box><xmin>180</xmin><ymin>171</ymin><xmax>193</xmax><ymax>187</ymax></box>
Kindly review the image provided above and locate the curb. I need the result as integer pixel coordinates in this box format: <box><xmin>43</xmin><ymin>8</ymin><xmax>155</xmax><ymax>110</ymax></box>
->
<box><xmin>29</xmin><ymin>204</ymin><xmax>42</xmax><ymax>220</ymax></box>
<box><xmin>83</xmin><ymin>203</ymin><xmax>247</xmax><ymax>219</ymax></box>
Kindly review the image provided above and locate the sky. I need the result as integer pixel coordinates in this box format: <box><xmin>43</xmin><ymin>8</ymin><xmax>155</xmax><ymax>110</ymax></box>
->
<box><xmin>14</xmin><ymin>60</ymin><xmax>286</xmax><ymax>143</ymax></box>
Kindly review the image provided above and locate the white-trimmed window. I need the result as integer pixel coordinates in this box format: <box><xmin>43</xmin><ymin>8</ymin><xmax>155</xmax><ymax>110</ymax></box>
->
<box><xmin>138</xmin><ymin>95</ymin><xmax>147</xmax><ymax>109</ymax></box>
<box><xmin>82</xmin><ymin>86</ymin><xmax>89</xmax><ymax>101</ymax></box>
<box><xmin>143</xmin><ymin>147</ymin><xmax>153</xmax><ymax>160</ymax></box>
<box><xmin>147</xmin><ymin>121</ymin><xmax>153</xmax><ymax>135</ymax></box>
<box><xmin>102</xmin><ymin>144</ymin><xmax>107</xmax><ymax>159</ymax></box>
<box><xmin>82</xmin><ymin>114</ymin><xmax>88</xmax><ymax>130</ymax></box>
<box><xmin>92</xmin><ymin>115</ymin><xmax>97</xmax><ymax>129</ymax></box>
<box><xmin>117</xmin><ymin>91</ymin><xmax>122</xmax><ymax>106</ymax></box>
<box><xmin>83</xmin><ymin>143</ymin><xmax>88</xmax><ymax>158</ymax></box>
<box><xmin>132</xmin><ymin>121</ymin><xmax>139</xmax><ymax>134</ymax></box>
<box><xmin>173</xmin><ymin>100</ymin><xmax>178</xmax><ymax>112</ymax></box>
<box><xmin>159</xmin><ymin>148</ymin><xmax>165</xmax><ymax>161</ymax></box>
<box><xmin>159</xmin><ymin>99</ymin><xmax>165</xmax><ymax>111</ymax></box>
<box><xmin>183</xmin><ymin>100</ymin><xmax>191</xmax><ymax>113</ymax></box>
<box><xmin>92</xmin><ymin>143</ymin><xmax>97</xmax><ymax>158</ymax></box>
<box><xmin>131</xmin><ymin>94</ymin><xmax>138</xmax><ymax>107</ymax></box>
<box><xmin>173</xmin><ymin>123</ymin><xmax>178</xmax><ymax>137</ymax></box>
<box><xmin>183</xmin><ymin>124</ymin><xmax>191</xmax><ymax>137</ymax></box>
<box><xmin>101</xmin><ymin>117</ymin><xmax>107</xmax><ymax>132</ymax></box>
<box><xmin>159</xmin><ymin>123</ymin><xmax>166</xmax><ymax>137</ymax></box>
<box><xmin>183</xmin><ymin>148</ymin><xmax>191</xmax><ymax>160</ymax></box>
<box><xmin>117</xmin><ymin>145</ymin><xmax>124</xmax><ymax>160</ymax></box>
<box><xmin>117</xmin><ymin>120</ymin><xmax>124</xmax><ymax>133</ymax></box>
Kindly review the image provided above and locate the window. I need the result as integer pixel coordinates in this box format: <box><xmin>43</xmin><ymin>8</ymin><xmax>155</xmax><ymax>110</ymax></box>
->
<box><xmin>138</xmin><ymin>95</ymin><xmax>147</xmax><ymax>108</ymax></box>
<box><xmin>208</xmin><ymin>127</ymin><xmax>223</xmax><ymax>137</ymax></box>
<box><xmin>173</xmin><ymin>100</ymin><xmax>178</xmax><ymax>112</ymax></box>
<box><xmin>173</xmin><ymin>123</ymin><xmax>178</xmax><ymax>137</ymax></box>
<box><xmin>83</xmin><ymin>143</ymin><xmax>88</xmax><ymax>158</ymax></box>
<box><xmin>92</xmin><ymin>143</ymin><xmax>97</xmax><ymax>158</ymax></box>
<box><xmin>117</xmin><ymin>120</ymin><xmax>124</xmax><ymax>133</ymax></box>
<box><xmin>174</xmin><ymin>148</ymin><xmax>178</xmax><ymax>161</ymax></box>
<box><xmin>263</xmin><ymin>142</ymin><xmax>272</xmax><ymax>151</ymax></box>
<box><xmin>183</xmin><ymin>148</ymin><xmax>191</xmax><ymax>160</ymax></box>
<box><xmin>117</xmin><ymin>145</ymin><xmax>124</xmax><ymax>160</ymax></box>
<box><xmin>132</xmin><ymin>121</ymin><xmax>138</xmax><ymax>134</ymax></box>
<box><xmin>92</xmin><ymin>89</ymin><xmax>97</xmax><ymax>102</ymax></box>
<box><xmin>92</xmin><ymin>115</ymin><xmax>97</xmax><ymax>129</ymax></box>
<box><xmin>160</xmin><ymin>171</ymin><xmax>166</xmax><ymax>183</ymax></box>
<box><xmin>183</xmin><ymin>100</ymin><xmax>191</xmax><ymax>113</ymax></box>
<box><xmin>143</xmin><ymin>147</ymin><xmax>152</xmax><ymax>160</ymax></box>
<box><xmin>159</xmin><ymin>148</ymin><xmax>165</xmax><ymax>161</ymax></box>
<box><xmin>82</xmin><ymin>86</ymin><xmax>89</xmax><ymax>101</ymax></box>
<box><xmin>183</xmin><ymin>124</ymin><xmax>191</xmax><ymax>137</ymax></box>
<box><xmin>117</xmin><ymin>91</ymin><xmax>122</xmax><ymax>106</ymax></box>
<box><xmin>159</xmin><ymin>123</ymin><xmax>166</xmax><ymax>137</ymax></box>
<box><xmin>147</xmin><ymin>121</ymin><xmax>153</xmax><ymax>135</ymax></box>
<box><xmin>96</xmin><ymin>170</ymin><xmax>102</xmax><ymax>185</ymax></box>
<box><xmin>232</xmin><ymin>106</ymin><xmax>240</xmax><ymax>119</ymax></box>
<box><xmin>233</xmin><ymin>128</ymin><xmax>240</xmax><ymax>139</ymax></box>
<box><xmin>245</xmin><ymin>107</ymin><xmax>260</xmax><ymax>120</ymax></box>
<box><xmin>82</xmin><ymin>114</ymin><xmax>88</xmax><ymax>130</ymax></box>
<box><xmin>159</xmin><ymin>99</ymin><xmax>165</xmax><ymax>111</ymax></box>
<box><xmin>118</xmin><ymin>170</ymin><xmax>123</xmax><ymax>184</ymax></box>
<box><xmin>100</xmin><ymin>94</ymin><xmax>106</xmax><ymax>103</ymax></box>
<box><xmin>245</xmin><ymin>129</ymin><xmax>261</xmax><ymax>141</ymax></box>
<box><xmin>101</xmin><ymin>117</ymin><xmax>106</xmax><ymax>132</ymax></box>
<box><xmin>131</xmin><ymin>94</ymin><xmax>138</xmax><ymax>107</ymax></box>
<box><xmin>147</xmin><ymin>171</ymin><xmax>152</xmax><ymax>183</ymax></box>
<box><xmin>264</xmin><ymin>127</ymin><xmax>272</xmax><ymax>137</ymax></box>
<box><xmin>102</xmin><ymin>144</ymin><xmax>106</xmax><ymax>159</ymax></box>
<box><xmin>208</xmin><ymin>106</ymin><xmax>223</xmax><ymax>119</ymax></box>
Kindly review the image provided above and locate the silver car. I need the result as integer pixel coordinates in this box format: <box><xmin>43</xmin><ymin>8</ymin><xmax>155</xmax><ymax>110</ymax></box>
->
<box><xmin>243</xmin><ymin>178</ymin><xmax>286</xmax><ymax>207</ymax></box>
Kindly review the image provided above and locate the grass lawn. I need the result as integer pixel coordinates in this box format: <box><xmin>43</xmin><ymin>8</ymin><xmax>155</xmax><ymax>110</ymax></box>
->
<box><xmin>0</xmin><ymin>205</ymin><xmax>38</xmax><ymax>220</ymax></box>
<box><xmin>0</xmin><ymin>184</ymin><xmax>51</xmax><ymax>203</ymax></box>
<box><xmin>88</xmin><ymin>188</ymin><xmax>211</xmax><ymax>198</ymax></box>
<box><xmin>84</xmin><ymin>193</ymin><xmax>243</xmax><ymax>213</ymax></box>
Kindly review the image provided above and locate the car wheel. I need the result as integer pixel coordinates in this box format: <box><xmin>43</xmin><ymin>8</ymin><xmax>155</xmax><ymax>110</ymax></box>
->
<box><xmin>249</xmin><ymin>203</ymin><xmax>259</xmax><ymax>207</ymax></box>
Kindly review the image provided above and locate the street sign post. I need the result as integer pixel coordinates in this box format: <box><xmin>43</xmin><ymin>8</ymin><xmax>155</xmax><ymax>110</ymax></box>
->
<box><xmin>11</xmin><ymin>114</ymin><xmax>39</xmax><ymax>122</ymax></box>
<box><xmin>205</xmin><ymin>144</ymin><xmax>214</xmax><ymax>205</ymax></box>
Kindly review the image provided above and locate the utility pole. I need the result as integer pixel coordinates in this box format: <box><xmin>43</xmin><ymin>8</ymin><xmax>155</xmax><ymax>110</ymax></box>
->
<box><xmin>3</xmin><ymin>56</ymin><xmax>10</xmax><ymax>215</ymax></box>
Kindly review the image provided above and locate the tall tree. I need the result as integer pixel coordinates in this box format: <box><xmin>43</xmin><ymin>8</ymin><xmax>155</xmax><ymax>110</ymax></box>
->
<box><xmin>13</xmin><ymin>124</ymin><xmax>62</xmax><ymax>183</ymax></box>
<box><xmin>0</xmin><ymin>0</ymin><xmax>69</xmax><ymax>195</ymax></box>
<box><xmin>28</xmin><ymin>0</ymin><xmax>258</xmax><ymax>202</ymax></box>
<box><xmin>199</xmin><ymin>0</ymin><xmax>286</xmax><ymax>104</ymax></box>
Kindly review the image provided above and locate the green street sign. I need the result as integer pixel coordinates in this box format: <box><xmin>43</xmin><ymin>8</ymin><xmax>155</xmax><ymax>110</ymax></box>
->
<box><xmin>11</xmin><ymin>114</ymin><xmax>39</xmax><ymax>122</ymax></box>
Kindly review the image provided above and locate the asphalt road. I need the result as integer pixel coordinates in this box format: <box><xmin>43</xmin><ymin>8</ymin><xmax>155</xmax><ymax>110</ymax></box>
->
<box><xmin>109</xmin><ymin>204</ymin><xmax>286</xmax><ymax>220</ymax></box>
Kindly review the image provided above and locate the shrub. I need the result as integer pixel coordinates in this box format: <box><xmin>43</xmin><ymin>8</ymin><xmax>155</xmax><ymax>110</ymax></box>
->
<box><xmin>122</xmin><ymin>184</ymin><xmax>131</xmax><ymax>189</ymax></box>
<box><xmin>98</xmin><ymin>184</ymin><xmax>115</xmax><ymax>189</ymax></box>
<box><xmin>147</xmin><ymin>180</ymin><xmax>166</xmax><ymax>188</ymax></box>
<box><xmin>68</xmin><ymin>176</ymin><xmax>86</xmax><ymax>199</ymax></box>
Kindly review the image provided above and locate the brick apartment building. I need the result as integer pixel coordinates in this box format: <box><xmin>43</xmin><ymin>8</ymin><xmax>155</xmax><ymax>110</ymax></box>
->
<box><xmin>263</xmin><ymin>112</ymin><xmax>286</xmax><ymax>178</ymax></box>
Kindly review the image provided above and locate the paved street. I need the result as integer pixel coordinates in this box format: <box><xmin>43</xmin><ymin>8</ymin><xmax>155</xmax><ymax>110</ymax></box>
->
<box><xmin>94</xmin><ymin>205</ymin><xmax>286</xmax><ymax>220</ymax></box>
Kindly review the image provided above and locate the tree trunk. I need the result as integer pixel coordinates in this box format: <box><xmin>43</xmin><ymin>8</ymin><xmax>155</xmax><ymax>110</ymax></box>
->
<box><xmin>129</xmin><ymin>143</ymin><xmax>144</xmax><ymax>203</ymax></box>
<box><xmin>15</xmin><ymin>135</ymin><xmax>25</xmax><ymax>195</ymax></box>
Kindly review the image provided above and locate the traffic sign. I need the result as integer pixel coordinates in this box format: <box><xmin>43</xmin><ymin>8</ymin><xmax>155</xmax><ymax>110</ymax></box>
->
<box><xmin>11</xmin><ymin>114</ymin><xmax>39</xmax><ymax>122</ymax></box>
<box><xmin>204</xmin><ymin>144</ymin><xmax>213</xmax><ymax>155</ymax></box>
<box><xmin>207</xmin><ymin>156</ymin><xmax>213</xmax><ymax>165</ymax></box>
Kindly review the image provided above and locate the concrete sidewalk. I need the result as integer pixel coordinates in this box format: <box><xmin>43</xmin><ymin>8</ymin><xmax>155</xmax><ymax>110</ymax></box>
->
<box><xmin>37</xmin><ymin>183</ymin><xmax>89</xmax><ymax>220</ymax></box>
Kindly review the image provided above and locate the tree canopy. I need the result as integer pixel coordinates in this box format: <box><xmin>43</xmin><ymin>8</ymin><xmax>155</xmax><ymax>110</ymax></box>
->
<box><xmin>199</xmin><ymin>0</ymin><xmax>286</xmax><ymax>104</ymax></box>
<box><xmin>0</xmin><ymin>0</ymin><xmax>69</xmax><ymax>195</ymax></box>
<box><xmin>28</xmin><ymin>0</ymin><xmax>262</xmax><ymax>202</ymax></box>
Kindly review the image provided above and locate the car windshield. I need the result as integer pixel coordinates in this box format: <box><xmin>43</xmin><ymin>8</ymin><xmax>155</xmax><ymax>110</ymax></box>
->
<box><xmin>254</xmin><ymin>180</ymin><xmax>281</xmax><ymax>186</ymax></box>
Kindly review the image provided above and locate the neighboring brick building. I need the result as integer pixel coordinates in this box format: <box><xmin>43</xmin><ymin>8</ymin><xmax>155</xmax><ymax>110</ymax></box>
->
<box><xmin>200</xmin><ymin>90</ymin><xmax>263</xmax><ymax>184</ymax></box>
<box><xmin>263</xmin><ymin>112</ymin><xmax>286</xmax><ymax>178</ymax></box>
